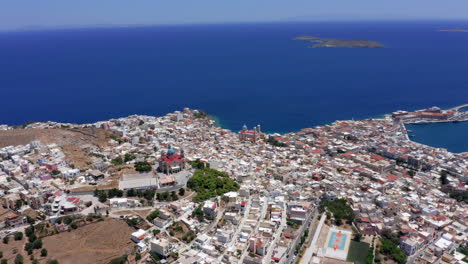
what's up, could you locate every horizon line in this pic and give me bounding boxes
[1,18,468,33]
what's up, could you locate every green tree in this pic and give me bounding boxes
[111,157,123,166]
[24,243,33,252]
[48,260,59,264]
[143,189,155,201]
[108,188,124,198]
[126,189,136,197]
[178,188,185,196]
[41,249,48,257]
[26,216,35,225]
[2,237,8,244]
[124,153,136,162]
[25,226,35,237]
[146,210,160,222]
[14,232,23,241]
[171,191,178,201]
[175,225,184,233]
[63,216,73,225]
[161,192,169,201]
[1,259,6,264]
[32,239,43,249]
[109,254,127,264]
[353,233,362,242]
[440,171,450,185]
[14,254,23,264]
[28,233,37,243]
[15,200,23,209]
[98,191,108,203]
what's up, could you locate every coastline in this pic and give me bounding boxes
[395,104,468,153]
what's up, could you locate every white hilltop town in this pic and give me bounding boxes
[0,106,466,264]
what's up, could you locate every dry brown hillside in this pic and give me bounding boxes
[0,128,118,168]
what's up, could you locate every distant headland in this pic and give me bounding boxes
[437,28,468,32]
[294,35,384,48]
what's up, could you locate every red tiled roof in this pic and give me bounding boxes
[371,154,384,161]
[386,174,399,182]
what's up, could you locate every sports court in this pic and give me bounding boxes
[323,228,352,260]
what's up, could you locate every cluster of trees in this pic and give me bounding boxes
[111,157,123,166]
[86,213,104,222]
[94,189,109,203]
[156,191,178,202]
[134,161,152,172]
[189,159,206,170]
[126,188,155,201]
[300,228,309,245]
[95,188,159,203]
[126,217,142,227]
[23,225,44,256]
[187,167,240,202]
[366,246,375,264]
[448,190,468,203]
[124,153,135,162]
[380,238,407,264]
[380,229,407,264]
[440,170,450,185]
[108,188,124,198]
[294,228,309,255]
[182,230,196,242]
[14,254,23,264]
[286,220,300,229]
[109,254,127,264]
[193,110,208,119]
[191,205,205,221]
[266,138,287,147]
[441,184,468,204]
[319,199,355,225]
[14,232,23,241]
[353,233,362,242]
[146,210,160,222]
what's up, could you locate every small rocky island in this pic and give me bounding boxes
[294,35,384,48]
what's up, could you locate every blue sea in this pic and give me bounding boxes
[1,21,467,150]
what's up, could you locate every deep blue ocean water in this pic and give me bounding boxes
[1,21,467,150]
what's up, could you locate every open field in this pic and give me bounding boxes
[346,240,370,264]
[0,127,117,168]
[112,209,153,219]
[0,238,29,264]
[36,219,135,264]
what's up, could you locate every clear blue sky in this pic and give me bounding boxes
[1,0,468,30]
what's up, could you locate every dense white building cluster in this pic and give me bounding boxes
[0,108,466,264]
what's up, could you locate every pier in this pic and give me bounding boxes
[449,103,468,111]
[395,103,468,125]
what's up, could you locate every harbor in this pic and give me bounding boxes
[394,104,468,153]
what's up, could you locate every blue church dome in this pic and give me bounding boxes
[168,149,175,154]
